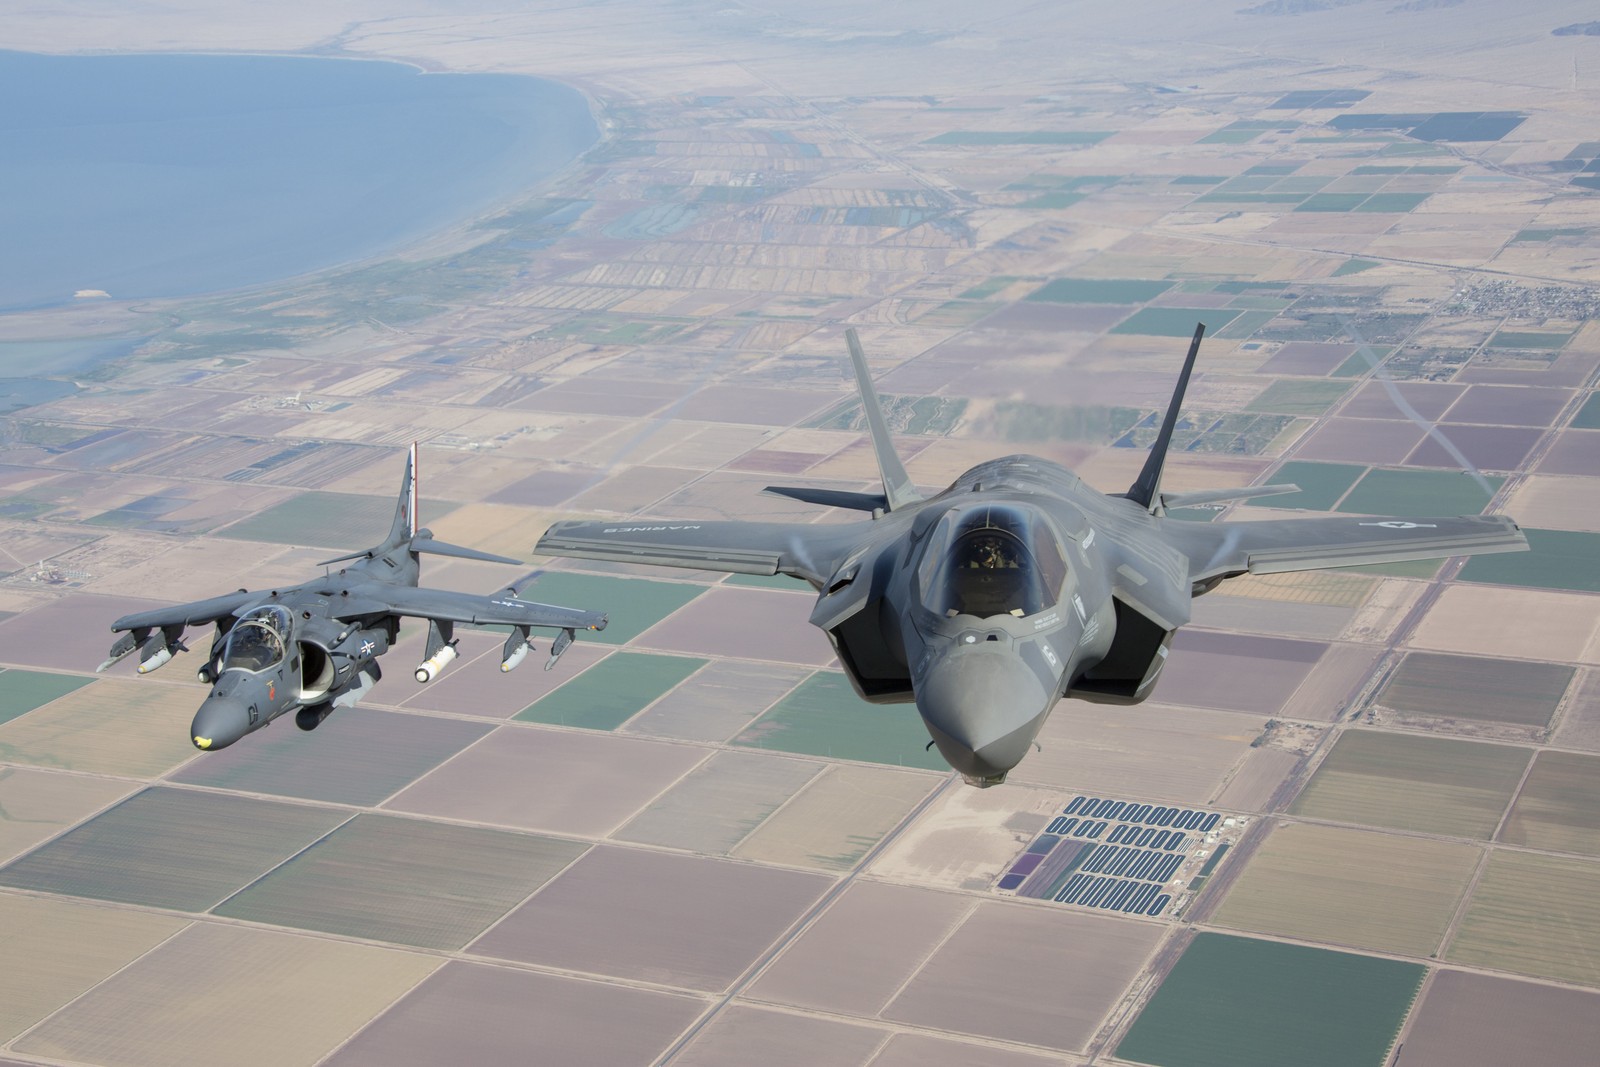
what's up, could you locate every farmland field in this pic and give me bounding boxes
[1498,750,1600,856]
[1290,730,1529,838]
[1210,821,1480,956]
[733,671,947,770]
[1448,850,1600,986]
[1372,652,1572,726]
[1115,932,1423,1067]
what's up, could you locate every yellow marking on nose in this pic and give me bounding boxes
[193,736,212,749]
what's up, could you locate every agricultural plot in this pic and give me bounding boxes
[1244,380,1350,416]
[870,1033,1065,1067]
[14,923,438,1067]
[0,668,92,725]
[0,766,133,864]
[0,787,347,911]
[1398,970,1600,1067]
[215,491,456,549]
[1025,278,1172,303]
[883,901,1163,1053]
[469,845,831,992]
[1253,460,1367,511]
[323,962,703,1067]
[1336,468,1503,516]
[383,727,707,838]
[0,894,188,1043]
[1211,822,1480,957]
[1458,528,1600,592]
[1448,850,1600,986]
[1372,652,1572,727]
[1110,308,1241,337]
[517,571,707,646]
[0,677,200,778]
[612,749,821,854]
[214,814,587,950]
[674,1005,887,1067]
[731,762,936,871]
[517,651,707,731]
[624,660,810,742]
[733,671,947,770]
[1115,933,1424,1067]
[169,707,492,806]
[1498,750,1600,856]
[747,881,971,1015]
[1290,730,1529,838]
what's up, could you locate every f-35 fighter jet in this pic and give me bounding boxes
[537,326,1527,786]
[99,444,606,751]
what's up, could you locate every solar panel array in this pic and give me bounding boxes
[997,794,1229,919]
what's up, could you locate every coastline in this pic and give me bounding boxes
[0,49,606,319]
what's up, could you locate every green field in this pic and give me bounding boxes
[1570,391,1600,429]
[1336,469,1503,516]
[1291,729,1530,838]
[1448,851,1600,986]
[0,670,93,726]
[1254,461,1366,511]
[732,672,946,770]
[1375,652,1571,726]
[1488,329,1571,350]
[516,571,706,645]
[215,814,585,950]
[1110,308,1242,337]
[1116,933,1423,1067]
[517,652,706,731]
[1356,193,1430,212]
[1499,751,1600,856]
[0,787,346,912]
[216,492,456,550]
[1024,278,1172,304]
[958,275,1021,300]
[1245,380,1351,416]
[1458,529,1600,592]
[1333,259,1381,277]
[1295,193,1369,212]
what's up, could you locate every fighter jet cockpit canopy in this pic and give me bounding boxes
[220,604,292,673]
[916,504,1069,621]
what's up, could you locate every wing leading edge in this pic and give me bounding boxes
[1179,513,1527,583]
[374,586,607,631]
[536,518,862,585]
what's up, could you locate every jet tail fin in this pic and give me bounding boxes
[386,441,420,546]
[845,328,921,512]
[1127,323,1205,514]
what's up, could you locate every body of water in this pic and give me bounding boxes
[0,50,598,311]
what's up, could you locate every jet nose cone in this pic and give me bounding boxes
[916,646,1053,784]
[190,695,253,751]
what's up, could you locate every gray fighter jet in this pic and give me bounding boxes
[99,444,606,751]
[537,326,1527,786]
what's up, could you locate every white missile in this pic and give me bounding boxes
[137,646,174,674]
[500,641,530,673]
[414,643,458,683]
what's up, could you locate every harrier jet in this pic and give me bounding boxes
[99,444,606,751]
[536,326,1527,786]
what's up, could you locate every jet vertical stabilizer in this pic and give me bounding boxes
[1127,323,1205,514]
[845,328,922,513]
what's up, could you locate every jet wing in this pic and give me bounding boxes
[372,586,608,632]
[111,590,262,633]
[1180,514,1528,583]
[536,518,863,585]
